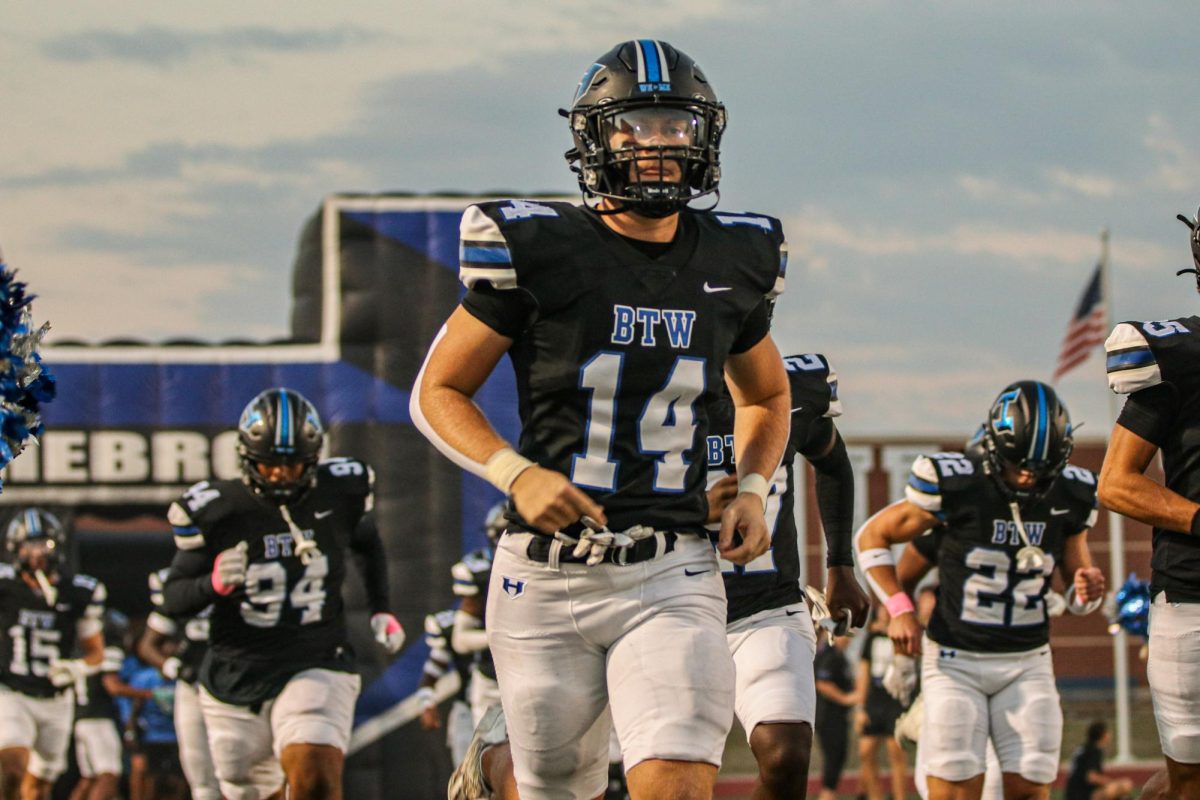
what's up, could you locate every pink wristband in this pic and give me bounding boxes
[885,592,914,617]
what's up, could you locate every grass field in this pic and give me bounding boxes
[714,687,1162,799]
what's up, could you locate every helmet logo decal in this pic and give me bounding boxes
[1029,382,1048,462]
[993,389,1019,433]
[573,62,605,103]
[635,39,671,92]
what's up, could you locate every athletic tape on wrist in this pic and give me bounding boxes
[737,473,770,508]
[484,448,535,494]
[885,592,915,617]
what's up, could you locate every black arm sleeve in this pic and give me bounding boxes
[162,549,216,618]
[804,425,856,568]
[1116,383,1179,448]
[461,283,538,339]
[350,516,390,615]
[730,297,770,354]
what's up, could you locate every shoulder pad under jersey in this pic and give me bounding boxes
[704,210,787,298]
[451,547,493,597]
[458,200,581,291]
[317,457,375,511]
[1055,464,1100,530]
[782,353,842,419]
[906,452,979,514]
[168,479,240,550]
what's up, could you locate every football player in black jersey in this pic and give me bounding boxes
[449,504,503,729]
[69,610,132,800]
[1098,208,1200,800]
[0,508,106,800]
[417,607,479,766]
[138,569,220,800]
[705,353,869,799]
[161,388,405,800]
[412,39,791,800]
[855,381,1105,800]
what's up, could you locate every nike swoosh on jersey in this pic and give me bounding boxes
[684,568,711,576]
[1050,507,1070,515]
[314,510,334,519]
[785,608,805,616]
[702,282,732,293]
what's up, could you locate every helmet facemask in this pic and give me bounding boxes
[979,382,1074,505]
[5,508,66,577]
[237,388,324,506]
[1175,207,1200,294]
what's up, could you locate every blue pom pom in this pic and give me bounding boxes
[0,264,54,491]
[1108,573,1151,640]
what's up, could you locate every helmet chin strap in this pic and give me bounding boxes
[34,569,57,607]
[278,504,321,566]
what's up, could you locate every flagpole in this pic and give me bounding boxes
[1100,227,1134,763]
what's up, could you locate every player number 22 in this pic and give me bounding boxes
[572,353,705,492]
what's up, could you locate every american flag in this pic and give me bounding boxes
[1053,263,1107,381]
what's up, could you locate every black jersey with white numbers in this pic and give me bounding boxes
[905,451,1097,652]
[423,608,474,702]
[459,201,786,535]
[0,566,106,698]
[167,458,372,704]
[1106,316,1200,602]
[450,546,496,680]
[75,644,123,720]
[707,353,841,623]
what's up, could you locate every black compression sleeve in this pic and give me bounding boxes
[161,549,216,618]
[807,429,856,567]
[1116,383,1178,449]
[350,516,391,614]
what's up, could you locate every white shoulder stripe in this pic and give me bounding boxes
[460,205,506,243]
[460,265,518,291]
[175,532,206,551]
[1105,323,1163,394]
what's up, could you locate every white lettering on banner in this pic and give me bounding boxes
[2,431,245,499]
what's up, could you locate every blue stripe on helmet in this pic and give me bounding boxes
[26,509,40,536]
[1033,383,1049,461]
[279,392,292,449]
[639,39,661,82]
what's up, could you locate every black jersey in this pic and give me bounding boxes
[459,200,785,535]
[147,606,211,685]
[423,608,474,702]
[0,565,106,698]
[707,353,841,623]
[905,451,1097,652]
[75,644,123,720]
[167,457,372,704]
[450,546,496,680]
[1106,316,1200,602]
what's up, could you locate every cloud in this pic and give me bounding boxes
[1144,113,1200,193]
[1045,167,1118,198]
[40,25,390,67]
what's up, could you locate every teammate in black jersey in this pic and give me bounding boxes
[161,388,405,800]
[449,505,502,729]
[705,353,868,799]
[70,610,132,800]
[139,569,220,800]
[413,39,791,800]
[1098,208,1200,800]
[0,508,106,800]
[417,607,478,766]
[855,381,1105,800]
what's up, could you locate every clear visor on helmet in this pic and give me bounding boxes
[602,107,706,151]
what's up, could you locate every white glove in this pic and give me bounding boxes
[804,585,852,643]
[48,658,95,689]
[161,656,181,681]
[554,517,654,566]
[893,693,924,746]
[370,613,406,654]
[1065,585,1103,616]
[211,541,248,596]
[1044,590,1067,618]
[882,654,917,705]
[415,686,437,712]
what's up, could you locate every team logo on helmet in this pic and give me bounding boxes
[980,380,1074,503]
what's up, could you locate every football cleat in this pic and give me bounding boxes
[448,704,507,800]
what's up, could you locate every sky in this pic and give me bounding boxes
[3,2,1197,437]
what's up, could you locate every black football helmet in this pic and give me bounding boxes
[980,381,1074,502]
[5,508,66,573]
[1175,207,1200,294]
[237,388,324,504]
[565,40,726,218]
[483,502,507,545]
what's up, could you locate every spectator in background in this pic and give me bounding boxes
[856,606,908,800]
[814,634,858,800]
[1065,721,1134,800]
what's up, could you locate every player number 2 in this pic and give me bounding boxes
[961,547,1054,627]
[571,353,705,492]
[240,555,329,628]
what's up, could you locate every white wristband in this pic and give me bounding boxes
[737,473,770,508]
[484,448,535,494]
[1065,585,1103,616]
